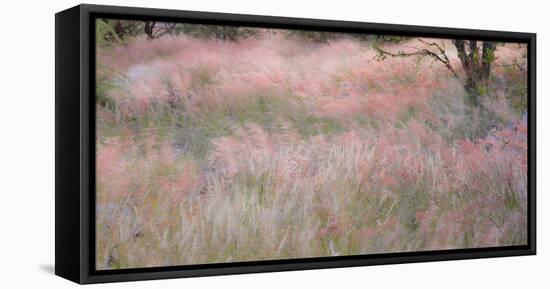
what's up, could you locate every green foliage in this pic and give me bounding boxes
[175,111,233,160]
[483,48,496,64]
[475,84,488,97]
[376,35,407,43]
[190,66,217,88]
[286,30,340,43]
[504,187,521,211]
[472,49,479,64]
[370,35,410,50]
[502,65,528,115]
[96,76,117,111]
[290,113,345,137]
[510,94,528,115]
[398,106,418,124]
[175,24,257,41]
[96,19,122,45]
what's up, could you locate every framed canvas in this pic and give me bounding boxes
[55,4,536,284]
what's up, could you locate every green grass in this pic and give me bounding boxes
[171,92,347,159]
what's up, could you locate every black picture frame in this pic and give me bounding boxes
[55,4,536,284]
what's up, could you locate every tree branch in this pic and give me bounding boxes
[375,41,461,80]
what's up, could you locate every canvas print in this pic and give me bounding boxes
[95,18,528,270]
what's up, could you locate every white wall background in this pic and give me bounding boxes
[0,0,546,287]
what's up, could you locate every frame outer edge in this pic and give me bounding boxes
[80,4,92,284]
[55,4,83,284]
[64,4,537,284]
[529,33,536,254]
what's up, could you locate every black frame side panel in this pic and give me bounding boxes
[55,5,82,284]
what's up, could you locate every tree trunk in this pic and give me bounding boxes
[144,21,156,40]
[451,40,495,107]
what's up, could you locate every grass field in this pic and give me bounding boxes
[95,23,528,269]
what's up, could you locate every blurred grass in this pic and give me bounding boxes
[95,35,528,269]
